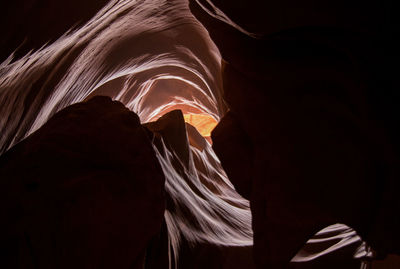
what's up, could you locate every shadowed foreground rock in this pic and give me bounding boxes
[0,96,165,269]
[211,111,254,200]
[191,0,400,268]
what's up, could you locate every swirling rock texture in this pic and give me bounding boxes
[1,0,400,268]
[145,109,255,269]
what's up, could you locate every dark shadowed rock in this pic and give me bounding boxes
[0,0,109,62]
[222,41,399,268]
[191,1,400,268]
[0,96,165,269]
[145,110,190,169]
[211,111,253,199]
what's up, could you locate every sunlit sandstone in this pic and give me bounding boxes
[183,113,218,137]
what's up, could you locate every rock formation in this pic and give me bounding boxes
[1,0,400,268]
[191,0,400,268]
[0,96,165,268]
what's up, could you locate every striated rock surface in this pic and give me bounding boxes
[145,109,255,269]
[0,96,165,269]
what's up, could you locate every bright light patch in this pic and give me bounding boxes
[184,114,218,137]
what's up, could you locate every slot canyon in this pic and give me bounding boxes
[0,0,399,268]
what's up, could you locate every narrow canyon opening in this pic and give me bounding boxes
[0,0,399,268]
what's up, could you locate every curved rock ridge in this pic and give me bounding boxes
[0,0,225,155]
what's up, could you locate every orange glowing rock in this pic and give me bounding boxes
[183,114,218,137]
